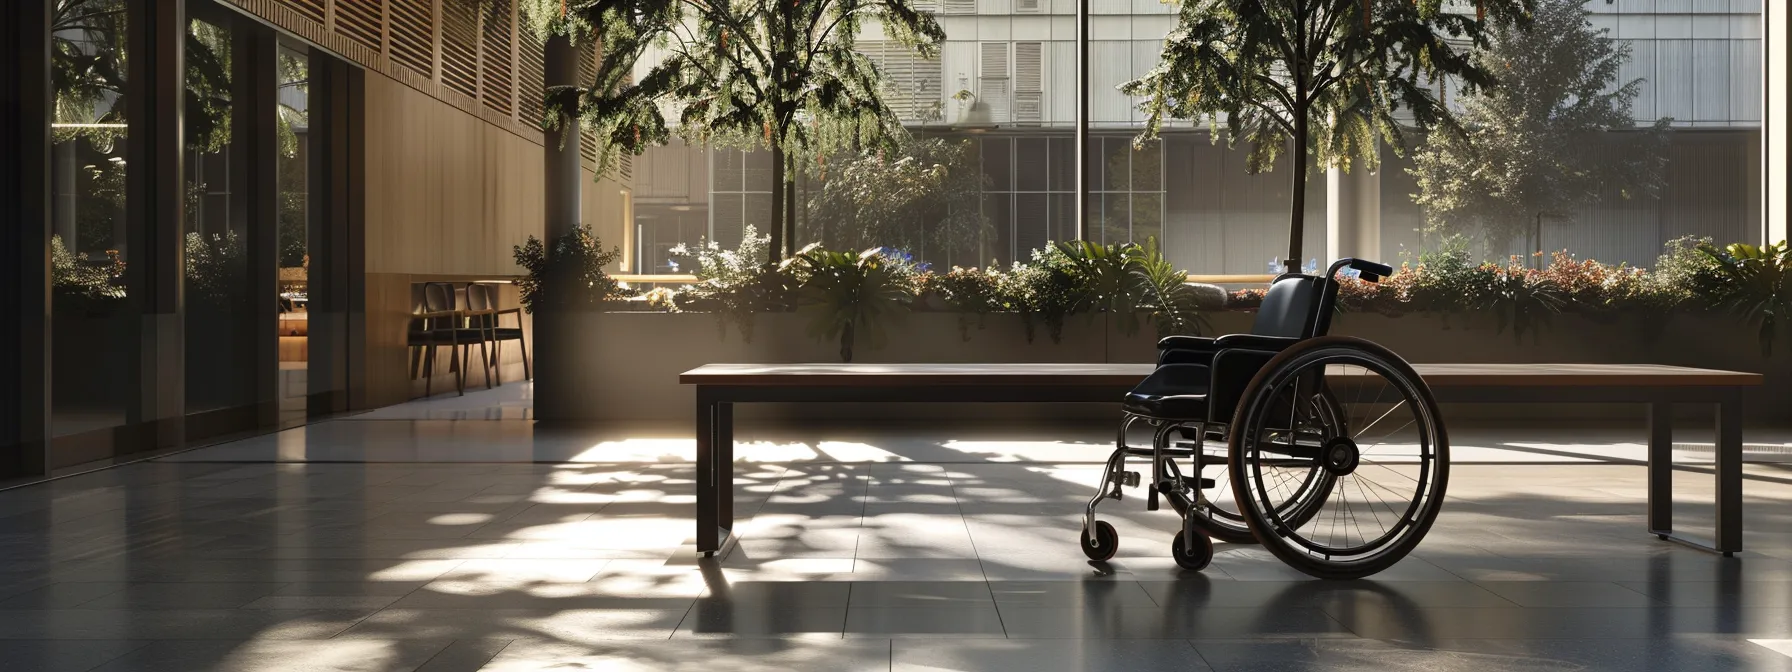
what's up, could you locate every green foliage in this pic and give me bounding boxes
[1411,0,1669,248]
[1123,0,1533,263]
[184,230,246,313]
[802,138,989,255]
[999,245,1083,345]
[558,0,945,180]
[922,266,1005,341]
[1648,236,1727,307]
[511,226,625,314]
[1697,241,1792,356]
[669,226,795,341]
[50,235,125,313]
[559,0,946,260]
[784,245,919,362]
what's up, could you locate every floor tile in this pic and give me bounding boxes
[846,581,994,608]
[0,640,145,672]
[842,606,1007,638]
[477,638,891,671]
[86,639,454,672]
[996,606,1353,639]
[1473,581,1664,608]
[336,608,688,642]
[677,604,847,639]
[893,638,1211,671]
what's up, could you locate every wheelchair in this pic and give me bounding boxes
[1080,258,1449,580]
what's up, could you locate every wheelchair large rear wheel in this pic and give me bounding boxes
[1228,336,1448,580]
[1187,389,1342,544]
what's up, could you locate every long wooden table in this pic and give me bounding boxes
[680,362,1762,557]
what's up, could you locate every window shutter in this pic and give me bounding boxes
[1014,42,1041,124]
[388,0,435,78]
[867,42,942,121]
[1015,0,1042,13]
[979,42,1010,123]
[942,0,976,14]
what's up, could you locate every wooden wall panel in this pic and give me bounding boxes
[362,71,545,276]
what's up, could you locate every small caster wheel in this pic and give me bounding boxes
[1081,521,1118,561]
[1171,530,1212,571]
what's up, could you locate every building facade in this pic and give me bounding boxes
[630,0,1767,273]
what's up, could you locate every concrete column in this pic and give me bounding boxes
[543,34,583,240]
[1767,0,1787,245]
[535,33,587,422]
[1326,160,1382,264]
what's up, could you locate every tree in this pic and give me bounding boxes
[1410,0,1668,254]
[552,0,946,264]
[1123,0,1533,271]
[801,138,987,257]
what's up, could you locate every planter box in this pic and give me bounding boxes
[536,308,1791,425]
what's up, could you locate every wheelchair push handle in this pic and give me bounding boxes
[1325,258,1395,283]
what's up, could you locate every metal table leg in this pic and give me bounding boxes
[1652,395,1744,557]
[695,388,730,555]
[1647,402,1673,539]
[1716,392,1743,556]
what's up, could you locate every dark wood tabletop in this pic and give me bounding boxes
[680,362,1762,388]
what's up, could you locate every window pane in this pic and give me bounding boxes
[50,0,131,437]
[981,137,1012,192]
[1015,138,1047,191]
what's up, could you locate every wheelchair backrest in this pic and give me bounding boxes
[1251,274,1337,339]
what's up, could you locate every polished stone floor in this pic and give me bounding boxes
[3,384,1792,671]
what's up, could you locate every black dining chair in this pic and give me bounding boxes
[407,282,487,397]
[467,283,531,384]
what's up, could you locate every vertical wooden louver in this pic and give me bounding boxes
[578,40,599,167]
[441,0,482,100]
[517,22,546,126]
[480,0,515,116]
[387,0,435,78]
[332,0,384,52]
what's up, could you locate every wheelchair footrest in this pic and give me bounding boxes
[1109,471,1141,488]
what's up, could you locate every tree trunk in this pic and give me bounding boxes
[784,175,797,257]
[1285,114,1309,273]
[769,144,785,265]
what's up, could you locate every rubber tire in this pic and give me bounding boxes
[1192,388,1343,545]
[1228,336,1449,581]
[1081,520,1119,562]
[1171,531,1213,571]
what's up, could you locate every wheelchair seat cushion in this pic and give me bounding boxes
[1122,363,1210,420]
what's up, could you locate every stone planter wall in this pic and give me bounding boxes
[537,308,1791,426]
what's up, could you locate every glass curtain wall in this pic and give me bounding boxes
[49,0,133,438]
[184,7,254,416]
[276,42,310,423]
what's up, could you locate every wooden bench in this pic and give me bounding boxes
[681,362,1761,557]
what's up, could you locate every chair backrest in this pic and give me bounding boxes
[423,282,457,314]
[467,283,495,312]
[1249,274,1338,339]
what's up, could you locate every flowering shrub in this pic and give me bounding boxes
[617,235,1789,356]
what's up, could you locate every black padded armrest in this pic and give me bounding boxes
[1213,334,1300,352]
[1157,335,1216,352]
